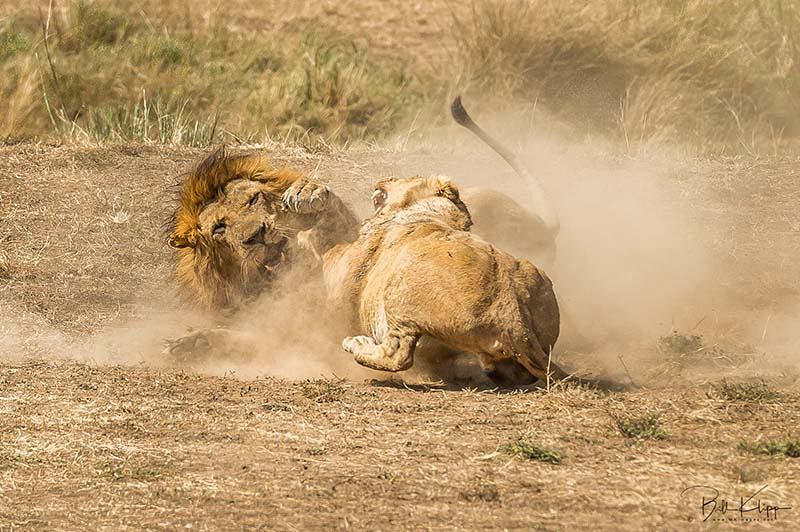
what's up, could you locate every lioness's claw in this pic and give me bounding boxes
[342,335,376,354]
[283,180,330,214]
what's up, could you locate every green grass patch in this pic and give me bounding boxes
[615,413,666,440]
[501,436,563,463]
[0,27,31,60]
[737,439,800,458]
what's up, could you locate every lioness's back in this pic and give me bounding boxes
[364,221,557,344]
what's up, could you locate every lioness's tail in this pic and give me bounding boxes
[451,96,560,236]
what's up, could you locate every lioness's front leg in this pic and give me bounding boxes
[280,178,359,258]
[342,332,419,372]
[282,178,331,214]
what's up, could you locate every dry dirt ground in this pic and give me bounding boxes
[1,142,800,530]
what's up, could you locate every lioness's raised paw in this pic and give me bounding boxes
[282,179,330,214]
[342,335,377,354]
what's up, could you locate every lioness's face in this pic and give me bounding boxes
[196,179,289,282]
[371,176,472,229]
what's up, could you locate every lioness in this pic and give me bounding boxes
[322,175,569,385]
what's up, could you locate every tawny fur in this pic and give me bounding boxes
[323,176,568,385]
[168,146,358,310]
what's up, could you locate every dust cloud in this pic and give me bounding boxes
[410,124,800,380]
[71,275,376,381]
[2,123,796,385]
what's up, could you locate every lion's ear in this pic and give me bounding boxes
[196,145,228,176]
[168,231,197,249]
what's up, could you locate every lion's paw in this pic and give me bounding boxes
[342,335,376,354]
[282,179,330,214]
[162,327,234,363]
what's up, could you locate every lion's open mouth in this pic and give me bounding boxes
[258,237,289,272]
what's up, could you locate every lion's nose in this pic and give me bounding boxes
[242,222,267,246]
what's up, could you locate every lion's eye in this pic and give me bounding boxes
[248,194,259,207]
[212,222,227,237]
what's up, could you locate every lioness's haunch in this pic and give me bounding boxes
[168,146,359,310]
[322,175,568,386]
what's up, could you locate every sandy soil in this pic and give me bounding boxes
[1,141,800,530]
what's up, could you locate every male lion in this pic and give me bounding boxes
[167,146,359,311]
[322,175,569,386]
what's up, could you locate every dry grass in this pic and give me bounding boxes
[1,2,800,527]
[1,359,799,530]
[449,0,800,153]
[1,0,421,145]
[3,1,800,152]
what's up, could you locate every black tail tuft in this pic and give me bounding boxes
[450,95,473,127]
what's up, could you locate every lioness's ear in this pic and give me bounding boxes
[436,179,472,229]
[168,231,197,249]
[436,180,461,202]
[371,187,387,210]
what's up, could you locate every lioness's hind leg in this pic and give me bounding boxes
[343,331,419,372]
[486,359,538,387]
[513,336,570,383]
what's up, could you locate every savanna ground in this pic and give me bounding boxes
[2,1,800,530]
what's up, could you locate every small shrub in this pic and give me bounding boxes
[262,402,291,412]
[306,446,327,456]
[60,0,134,51]
[460,484,501,503]
[615,413,666,440]
[657,332,703,355]
[737,440,800,458]
[101,462,163,481]
[501,436,563,464]
[298,378,345,403]
[0,28,31,60]
[713,380,780,402]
